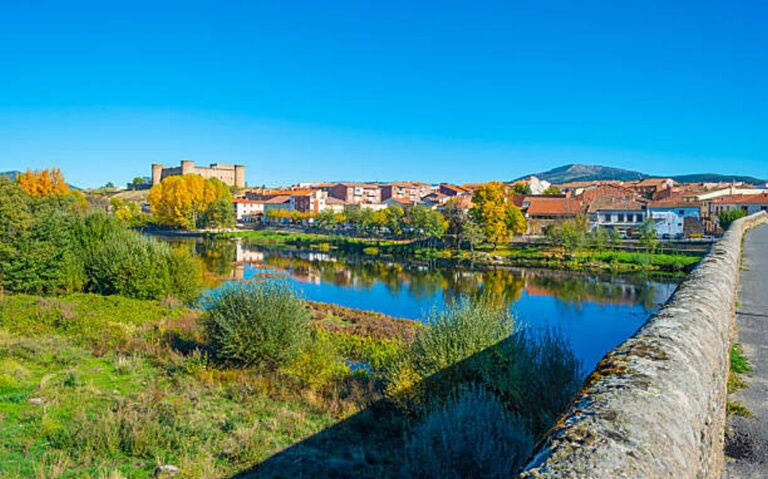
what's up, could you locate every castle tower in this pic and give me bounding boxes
[181,160,195,176]
[234,165,246,188]
[151,163,164,186]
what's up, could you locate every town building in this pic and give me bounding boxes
[151,160,245,188]
[381,181,433,202]
[587,197,647,236]
[625,178,675,197]
[711,193,768,222]
[328,183,386,204]
[233,199,265,223]
[648,200,703,239]
[523,197,584,235]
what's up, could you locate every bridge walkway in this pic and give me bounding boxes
[727,224,768,477]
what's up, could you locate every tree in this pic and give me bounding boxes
[148,175,233,229]
[542,186,562,195]
[588,226,610,250]
[717,209,748,232]
[461,219,486,254]
[378,205,405,236]
[104,182,115,189]
[511,182,532,195]
[442,200,467,248]
[639,219,659,254]
[470,182,527,249]
[16,168,69,197]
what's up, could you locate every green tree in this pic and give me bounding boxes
[542,186,562,195]
[717,209,748,232]
[639,219,659,254]
[379,205,406,236]
[461,219,486,253]
[511,182,532,195]
[442,200,467,248]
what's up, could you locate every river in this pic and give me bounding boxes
[159,236,679,370]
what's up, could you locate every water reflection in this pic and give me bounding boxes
[161,236,679,369]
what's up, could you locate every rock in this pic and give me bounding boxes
[28,397,45,405]
[153,465,180,477]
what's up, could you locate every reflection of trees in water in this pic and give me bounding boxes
[196,238,237,277]
[187,240,672,311]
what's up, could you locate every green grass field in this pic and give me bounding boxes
[0,293,415,478]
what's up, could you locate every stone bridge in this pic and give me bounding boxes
[520,211,768,479]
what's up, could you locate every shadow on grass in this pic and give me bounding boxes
[230,331,580,479]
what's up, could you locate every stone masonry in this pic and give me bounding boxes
[520,211,768,479]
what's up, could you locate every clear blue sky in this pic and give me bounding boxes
[0,0,766,188]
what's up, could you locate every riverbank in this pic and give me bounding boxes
[0,293,416,478]
[216,229,701,274]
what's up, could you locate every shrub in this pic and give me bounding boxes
[284,331,347,389]
[201,282,310,369]
[718,209,748,232]
[401,385,534,478]
[407,298,514,377]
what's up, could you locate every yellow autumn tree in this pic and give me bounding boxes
[148,174,233,229]
[16,168,69,197]
[470,181,527,249]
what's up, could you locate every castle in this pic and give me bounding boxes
[151,161,245,188]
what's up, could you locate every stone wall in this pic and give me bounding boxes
[521,211,768,479]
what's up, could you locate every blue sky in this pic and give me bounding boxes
[0,0,766,188]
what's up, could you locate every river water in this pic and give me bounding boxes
[161,236,679,370]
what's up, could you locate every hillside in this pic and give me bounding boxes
[518,164,647,184]
[518,164,764,185]
[0,170,20,181]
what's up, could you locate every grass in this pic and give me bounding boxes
[730,343,753,375]
[0,293,400,478]
[727,401,753,418]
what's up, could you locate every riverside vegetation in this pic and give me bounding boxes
[0,174,585,478]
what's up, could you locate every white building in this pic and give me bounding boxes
[648,201,702,239]
[233,199,265,223]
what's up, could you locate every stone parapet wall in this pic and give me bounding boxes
[521,211,768,478]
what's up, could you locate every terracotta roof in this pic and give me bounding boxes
[233,199,264,204]
[636,178,673,187]
[712,193,768,205]
[263,195,291,204]
[526,198,583,216]
[554,180,622,189]
[440,183,470,194]
[587,197,646,213]
[577,184,638,203]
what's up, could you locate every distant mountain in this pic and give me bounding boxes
[518,164,764,186]
[0,170,21,181]
[670,173,764,185]
[517,164,647,184]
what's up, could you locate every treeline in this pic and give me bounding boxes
[546,215,660,253]
[0,175,202,300]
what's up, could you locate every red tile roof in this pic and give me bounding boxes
[712,193,768,205]
[526,198,583,216]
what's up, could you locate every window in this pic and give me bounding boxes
[603,214,611,223]
[617,214,625,222]
[678,210,684,215]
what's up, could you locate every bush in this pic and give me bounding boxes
[407,298,514,377]
[401,385,534,478]
[284,331,347,389]
[201,282,310,369]
[86,231,202,301]
[385,298,514,412]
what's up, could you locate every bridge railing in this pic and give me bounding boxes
[520,211,767,479]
